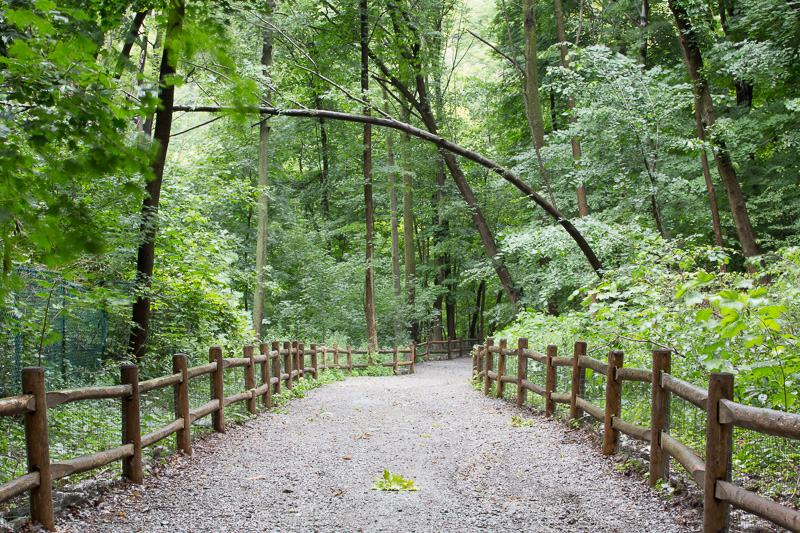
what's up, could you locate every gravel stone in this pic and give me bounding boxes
[55,358,701,532]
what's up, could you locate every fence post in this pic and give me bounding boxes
[283,341,292,390]
[570,341,587,421]
[458,338,463,358]
[426,339,431,361]
[311,343,318,379]
[410,344,415,374]
[244,345,257,415]
[22,367,54,530]
[347,345,353,372]
[472,344,478,377]
[393,345,399,375]
[121,364,143,484]
[649,349,672,487]
[173,354,191,454]
[259,343,272,408]
[447,339,452,360]
[210,346,225,433]
[603,350,623,455]
[320,344,326,372]
[296,342,304,379]
[496,339,507,398]
[516,338,528,408]
[271,341,281,397]
[545,345,557,417]
[484,338,494,396]
[333,344,339,368]
[704,372,734,533]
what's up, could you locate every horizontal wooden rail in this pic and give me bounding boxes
[0,473,39,503]
[189,400,220,423]
[575,397,605,422]
[611,417,650,442]
[223,390,252,407]
[51,444,134,481]
[551,392,571,404]
[720,399,800,440]
[139,372,182,393]
[716,480,800,531]
[223,357,250,369]
[551,357,572,368]
[142,419,185,448]
[0,394,35,416]
[660,432,705,486]
[578,355,607,376]
[521,348,546,364]
[46,384,132,408]
[661,373,707,410]
[187,362,217,379]
[616,367,652,383]
[520,379,545,396]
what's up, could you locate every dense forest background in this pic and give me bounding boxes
[1,0,799,412]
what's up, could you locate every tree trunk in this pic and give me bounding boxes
[252,1,275,340]
[668,0,761,267]
[554,0,588,216]
[400,106,418,341]
[695,103,725,250]
[361,0,378,351]
[129,0,185,362]
[523,0,557,209]
[469,279,486,339]
[384,90,403,333]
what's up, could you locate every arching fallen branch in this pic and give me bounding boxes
[172,104,604,276]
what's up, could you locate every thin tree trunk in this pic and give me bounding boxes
[446,260,457,340]
[115,9,149,77]
[554,0,588,216]
[129,0,185,361]
[469,279,485,339]
[695,105,725,250]
[400,106,418,341]
[522,0,557,209]
[362,0,378,351]
[252,2,275,340]
[384,90,403,333]
[668,0,761,268]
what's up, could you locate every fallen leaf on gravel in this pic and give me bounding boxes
[342,456,352,460]
[247,475,266,480]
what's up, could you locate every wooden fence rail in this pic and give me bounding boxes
[0,342,415,530]
[412,337,482,361]
[474,338,800,533]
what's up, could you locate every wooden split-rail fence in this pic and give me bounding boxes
[474,338,800,533]
[0,340,431,530]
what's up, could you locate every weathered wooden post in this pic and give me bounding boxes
[173,354,191,454]
[347,345,353,372]
[704,372,734,533]
[545,345,557,417]
[649,349,672,487]
[283,341,292,390]
[311,344,318,379]
[22,367,54,530]
[516,338,528,408]
[259,343,272,407]
[458,338,463,357]
[426,339,431,361]
[271,341,282,397]
[410,344,415,374]
[244,345,257,415]
[333,344,339,368]
[210,346,225,433]
[603,350,623,455]
[393,345,399,375]
[496,339,507,399]
[570,341,587,421]
[296,342,304,379]
[484,338,494,396]
[447,339,452,360]
[121,364,143,484]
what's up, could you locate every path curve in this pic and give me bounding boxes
[58,358,696,532]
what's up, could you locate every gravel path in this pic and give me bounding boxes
[56,358,699,532]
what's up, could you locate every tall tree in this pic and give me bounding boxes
[384,89,403,334]
[129,0,186,361]
[252,0,276,340]
[362,0,378,351]
[668,0,761,267]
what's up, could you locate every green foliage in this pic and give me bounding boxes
[509,414,534,427]
[370,469,419,491]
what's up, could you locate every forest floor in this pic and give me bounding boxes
[51,357,704,532]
